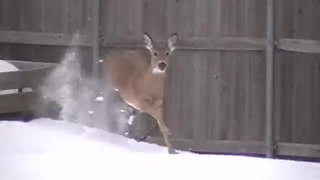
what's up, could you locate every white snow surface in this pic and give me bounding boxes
[0,60,19,72]
[0,118,319,180]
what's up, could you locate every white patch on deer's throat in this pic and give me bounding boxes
[152,67,165,74]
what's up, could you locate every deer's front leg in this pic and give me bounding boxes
[139,97,177,154]
[153,107,177,154]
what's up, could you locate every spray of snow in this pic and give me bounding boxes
[39,33,129,134]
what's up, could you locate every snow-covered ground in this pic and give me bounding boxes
[0,118,319,180]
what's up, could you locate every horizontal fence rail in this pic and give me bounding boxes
[145,137,266,154]
[104,37,320,54]
[277,143,320,158]
[2,31,320,54]
[104,37,266,51]
[277,38,320,53]
[146,137,320,158]
[0,31,93,47]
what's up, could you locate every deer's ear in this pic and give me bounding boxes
[143,32,153,50]
[168,33,178,52]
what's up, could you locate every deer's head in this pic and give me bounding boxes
[143,33,178,73]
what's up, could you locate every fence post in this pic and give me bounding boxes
[266,0,275,158]
[92,0,101,79]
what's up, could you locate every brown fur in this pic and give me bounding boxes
[103,33,178,154]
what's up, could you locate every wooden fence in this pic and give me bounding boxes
[0,60,56,115]
[0,0,100,76]
[1,0,320,159]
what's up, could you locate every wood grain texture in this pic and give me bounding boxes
[0,92,38,113]
[278,143,320,158]
[275,0,320,40]
[103,37,265,51]
[0,0,94,76]
[101,0,268,149]
[0,31,92,46]
[274,0,320,147]
[0,0,9,31]
[145,137,266,154]
[277,38,320,53]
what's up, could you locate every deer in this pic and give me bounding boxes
[103,33,178,154]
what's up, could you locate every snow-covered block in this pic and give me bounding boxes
[0,60,33,95]
[0,60,19,95]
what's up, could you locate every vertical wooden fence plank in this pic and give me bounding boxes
[92,0,100,78]
[266,0,275,158]
[0,0,9,30]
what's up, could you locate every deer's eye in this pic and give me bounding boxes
[153,52,158,56]
[166,52,170,56]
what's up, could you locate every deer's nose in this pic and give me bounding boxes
[158,61,167,71]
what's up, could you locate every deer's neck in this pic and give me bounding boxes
[146,66,166,78]
[138,66,167,86]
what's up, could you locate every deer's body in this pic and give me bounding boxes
[104,33,178,154]
[106,51,164,110]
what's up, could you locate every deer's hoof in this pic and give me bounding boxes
[168,148,178,154]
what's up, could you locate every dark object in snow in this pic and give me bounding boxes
[0,111,34,122]
[126,112,159,141]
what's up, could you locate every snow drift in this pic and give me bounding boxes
[0,118,319,180]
